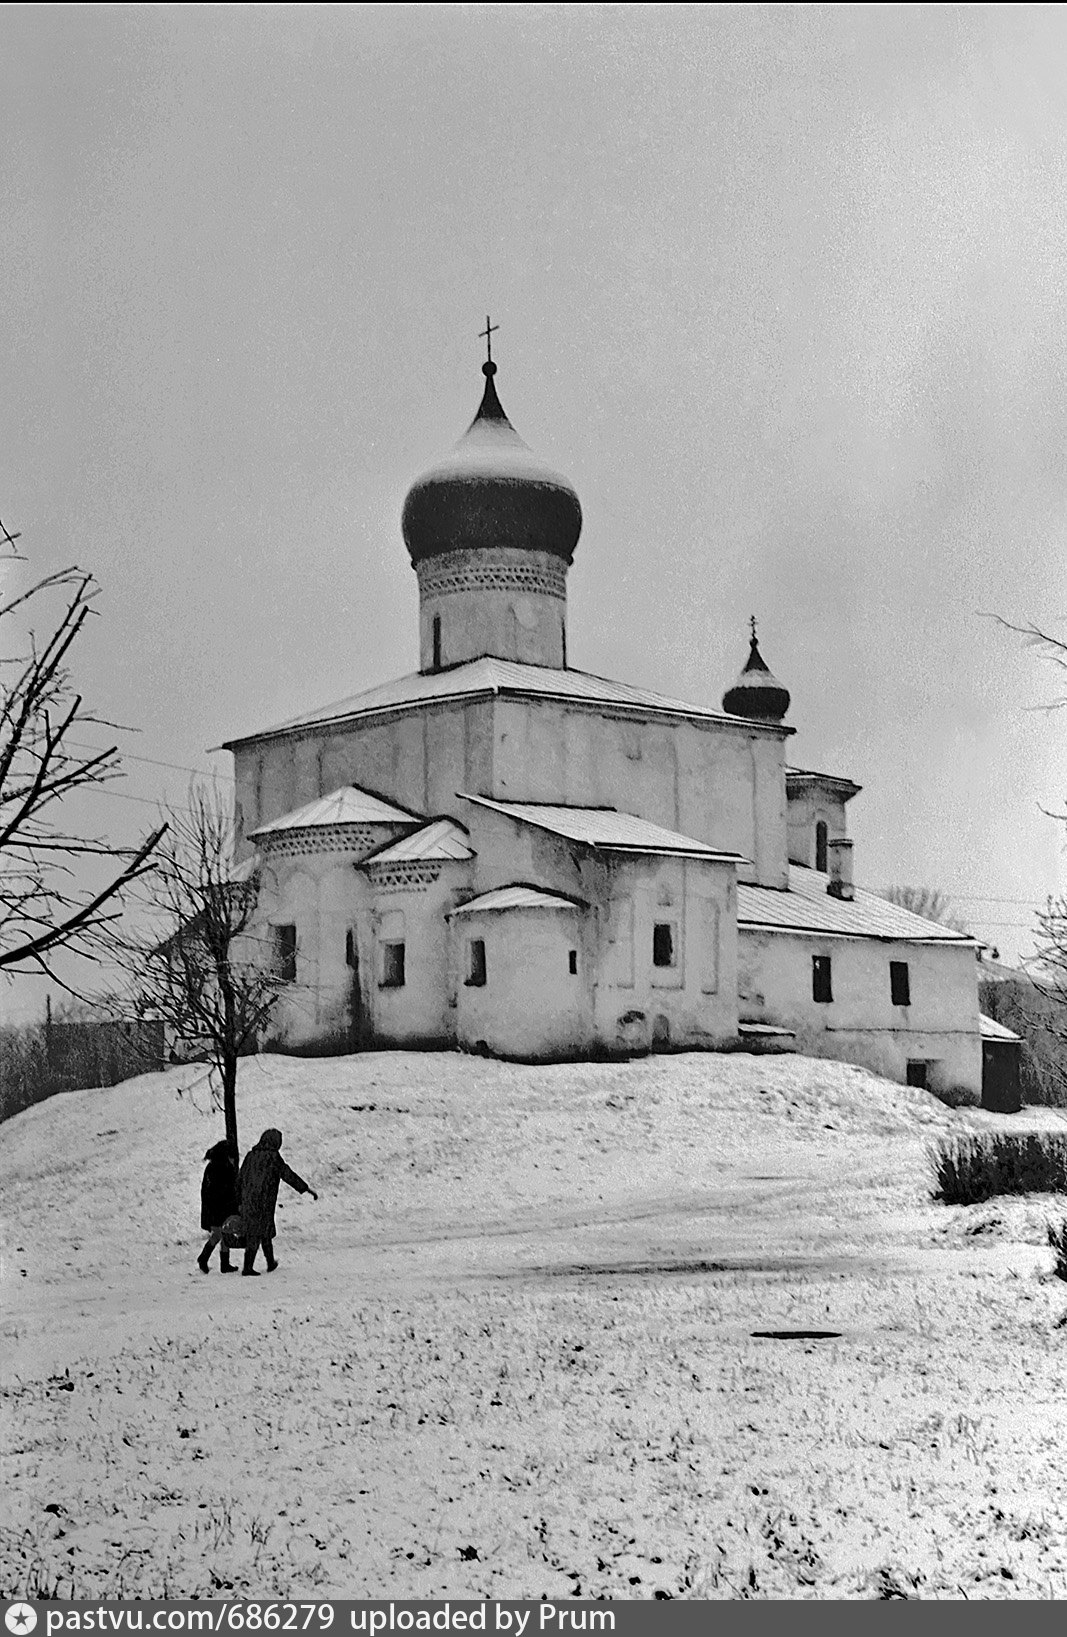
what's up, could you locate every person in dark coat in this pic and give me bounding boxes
[197,1139,239,1274]
[237,1128,317,1276]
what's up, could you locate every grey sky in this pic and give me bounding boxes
[2,2,1064,1020]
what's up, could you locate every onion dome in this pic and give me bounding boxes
[722,620,791,722]
[402,361,582,565]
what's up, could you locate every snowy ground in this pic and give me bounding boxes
[3,1049,1067,1601]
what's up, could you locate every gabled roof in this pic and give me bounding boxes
[222,656,793,747]
[448,885,584,916]
[460,794,748,861]
[979,1013,1022,1043]
[362,818,475,865]
[248,785,419,839]
[737,866,977,944]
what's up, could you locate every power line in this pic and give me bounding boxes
[65,739,233,782]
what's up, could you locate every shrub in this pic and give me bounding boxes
[931,1133,1067,1205]
[1048,1222,1067,1281]
[929,1083,981,1110]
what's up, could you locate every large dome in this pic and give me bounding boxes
[402,363,582,566]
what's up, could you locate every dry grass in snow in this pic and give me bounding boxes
[3,1049,1067,1600]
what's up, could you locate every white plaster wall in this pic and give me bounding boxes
[738,929,981,1094]
[489,700,789,888]
[453,906,591,1059]
[786,789,848,869]
[363,866,472,1047]
[419,583,565,670]
[231,698,497,853]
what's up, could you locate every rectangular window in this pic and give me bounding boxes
[652,922,676,968]
[812,954,833,1004]
[466,938,487,987]
[568,949,578,976]
[906,1060,928,1089]
[345,929,358,970]
[272,924,297,984]
[380,941,405,988]
[890,960,911,1007]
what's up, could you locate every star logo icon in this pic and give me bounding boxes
[5,1608,37,1635]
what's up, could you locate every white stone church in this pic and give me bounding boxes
[225,352,990,1098]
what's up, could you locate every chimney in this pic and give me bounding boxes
[827,838,854,901]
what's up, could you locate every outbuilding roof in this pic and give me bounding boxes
[223,656,793,747]
[248,785,418,838]
[362,818,475,865]
[738,867,978,944]
[459,794,748,861]
[979,1013,1023,1043]
[785,767,862,801]
[448,885,584,916]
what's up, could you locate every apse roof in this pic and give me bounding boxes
[248,785,418,838]
[460,795,748,861]
[223,656,793,747]
[785,767,862,800]
[448,885,584,916]
[737,867,977,943]
[362,818,474,865]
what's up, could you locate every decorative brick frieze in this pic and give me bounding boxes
[364,862,443,891]
[417,548,566,601]
[262,823,400,859]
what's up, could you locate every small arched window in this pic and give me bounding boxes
[432,615,442,672]
[815,820,828,874]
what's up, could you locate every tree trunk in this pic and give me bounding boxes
[221,1051,239,1159]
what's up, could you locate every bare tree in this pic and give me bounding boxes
[879,885,970,934]
[120,783,285,1155]
[0,524,163,982]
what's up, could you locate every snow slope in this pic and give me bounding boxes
[3,1050,1067,1600]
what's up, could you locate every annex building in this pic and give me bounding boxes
[224,350,995,1100]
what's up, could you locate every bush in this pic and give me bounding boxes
[1048,1221,1067,1282]
[931,1133,1067,1205]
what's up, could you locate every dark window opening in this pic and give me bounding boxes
[466,938,487,987]
[380,941,405,988]
[652,922,676,968]
[272,924,297,984]
[568,949,578,976]
[890,960,911,1007]
[561,620,567,669]
[432,615,442,672]
[812,954,833,1004]
[906,1060,928,1089]
[345,929,358,970]
[815,820,828,874]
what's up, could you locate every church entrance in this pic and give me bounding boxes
[345,931,367,1050]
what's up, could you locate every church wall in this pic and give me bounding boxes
[786,788,848,869]
[452,907,592,1060]
[488,699,789,888]
[457,801,738,1056]
[361,863,473,1048]
[738,929,981,1095]
[230,698,497,853]
[416,548,567,670]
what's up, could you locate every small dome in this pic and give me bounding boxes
[402,363,582,566]
[722,624,791,722]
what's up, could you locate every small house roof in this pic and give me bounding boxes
[362,817,475,865]
[738,866,978,944]
[248,785,418,839]
[448,885,584,916]
[979,1013,1023,1043]
[459,794,749,861]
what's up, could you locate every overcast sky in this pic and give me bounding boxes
[2,2,1065,1022]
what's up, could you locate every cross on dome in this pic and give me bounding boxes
[479,315,499,373]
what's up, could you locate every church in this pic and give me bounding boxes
[224,344,988,1099]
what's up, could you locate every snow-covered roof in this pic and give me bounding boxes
[738,867,978,944]
[785,767,862,801]
[248,785,418,838]
[979,1013,1022,1043]
[223,657,793,746]
[449,885,584,916]
[362,818,474,865]
[460,794,749,861]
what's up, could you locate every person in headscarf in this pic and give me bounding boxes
[196,1139,239,1274]
[236,1128,318,1276]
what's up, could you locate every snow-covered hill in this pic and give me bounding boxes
[3,1050,1067,1599]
